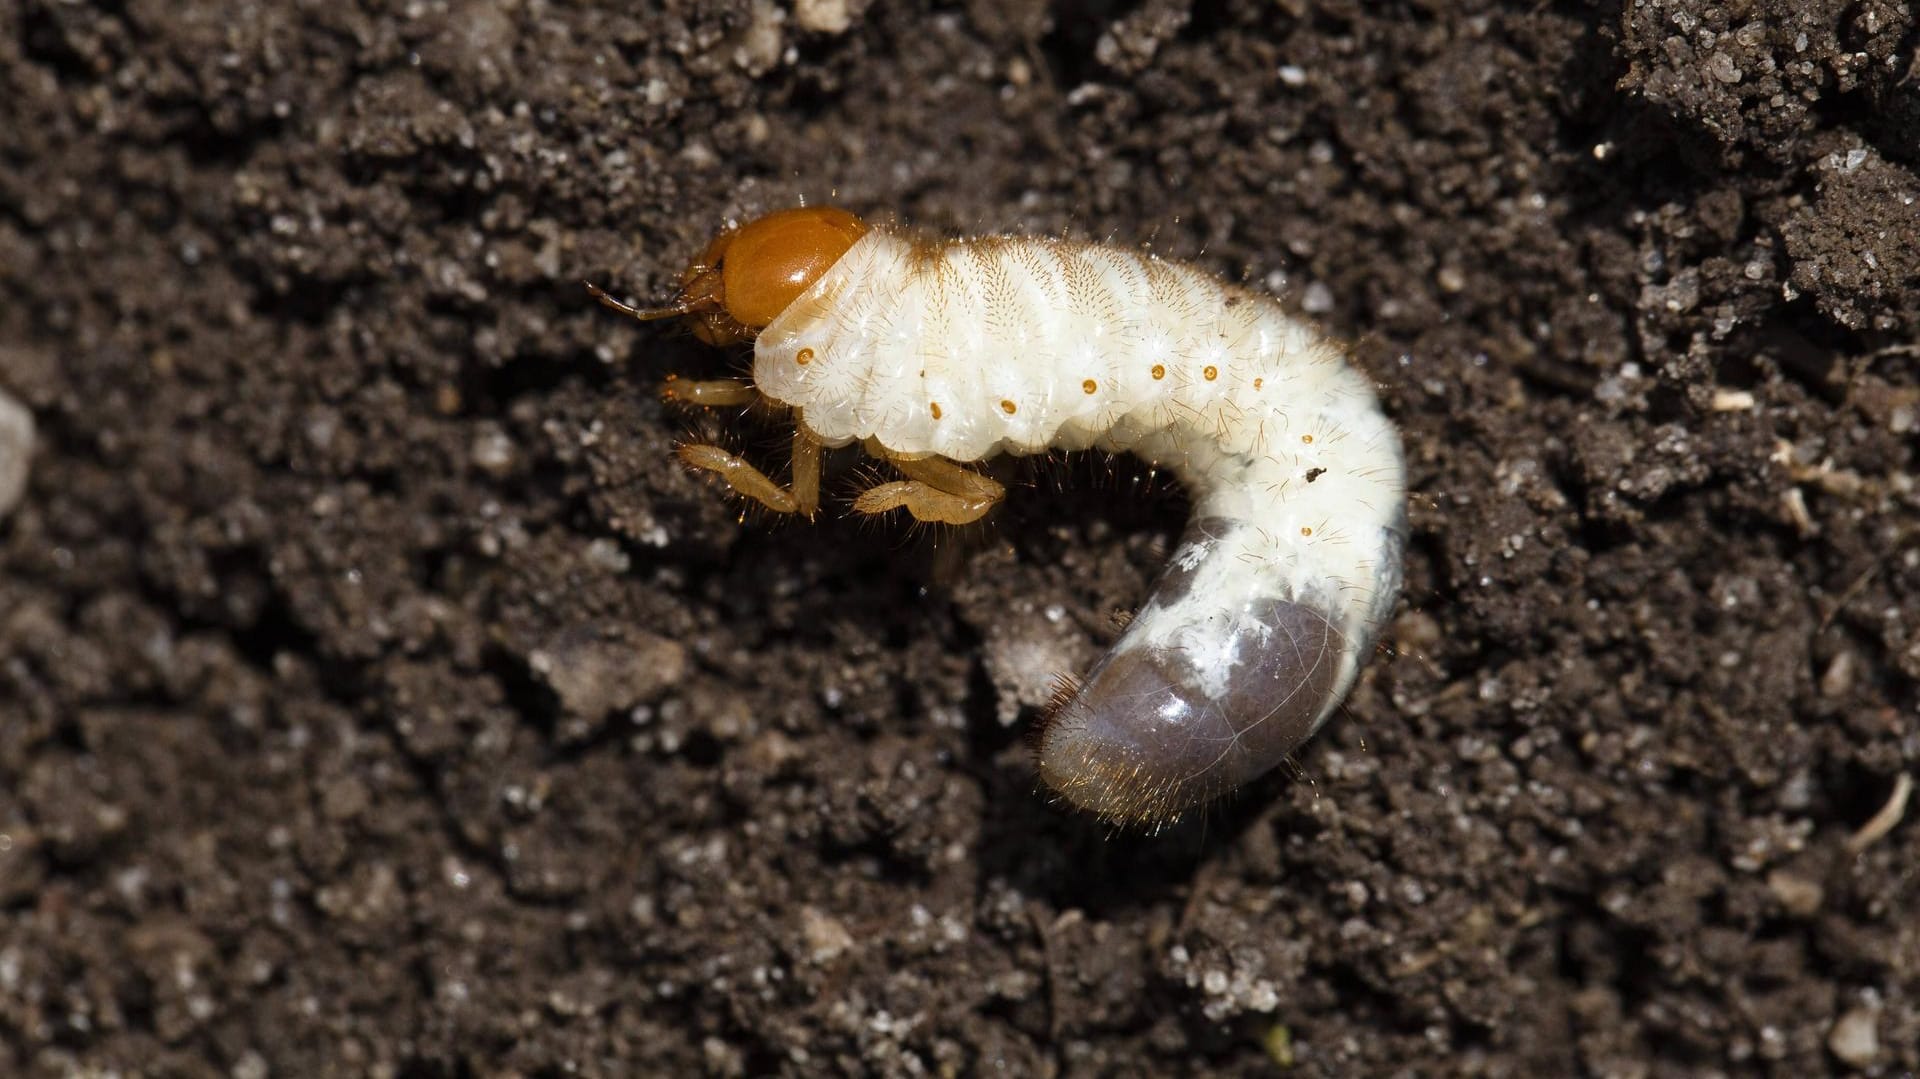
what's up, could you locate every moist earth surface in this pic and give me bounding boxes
[1,1,1916,1075]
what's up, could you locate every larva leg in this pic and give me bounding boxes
[677,427,823,517]
[893,455,1006,509]
[661,377,759,408]
[789,427,822,517]
[852,451,1005,525]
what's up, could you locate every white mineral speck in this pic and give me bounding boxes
[584,537,631,573]
[1301,281,1334,314]
[733,0,785,75]
[794,0,855,34]
[470,426,516,475]
[800,906,855,963]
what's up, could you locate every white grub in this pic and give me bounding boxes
[757,225,1407,826]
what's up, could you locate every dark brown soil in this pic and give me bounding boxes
[3,1,1917,1075]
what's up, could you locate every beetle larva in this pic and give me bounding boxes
[590,207,1407,827]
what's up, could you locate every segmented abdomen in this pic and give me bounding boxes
[759,230,1315,457]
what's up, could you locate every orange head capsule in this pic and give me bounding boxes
[588,206,869,345]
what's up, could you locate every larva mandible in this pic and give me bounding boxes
[590,207,1408,827]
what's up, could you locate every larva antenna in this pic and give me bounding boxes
[583,281,699,323]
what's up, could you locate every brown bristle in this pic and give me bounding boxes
[1041,670,1084,721]
[1034,736,1191,832]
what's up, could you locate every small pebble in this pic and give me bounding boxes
[1827,1005,1880,1067]
[793,0,857,34]
[799,906,854,963]
[1765,869,1823,917]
